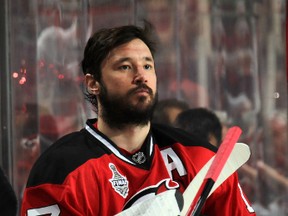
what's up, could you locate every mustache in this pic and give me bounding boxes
[127,84,153,96]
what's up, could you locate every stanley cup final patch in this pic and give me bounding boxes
[109,163,129,198]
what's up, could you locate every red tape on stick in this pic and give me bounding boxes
[205,126,242,181]
[186,126,242,216]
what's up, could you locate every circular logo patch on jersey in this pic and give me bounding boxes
[132,152,146,164]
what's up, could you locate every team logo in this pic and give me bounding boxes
[132,152,146,164]
[109,163,129,198]
[123,178,179,210]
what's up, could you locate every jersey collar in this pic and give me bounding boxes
[85,119,154,167]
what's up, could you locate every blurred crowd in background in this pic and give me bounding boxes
[1,0,287,215]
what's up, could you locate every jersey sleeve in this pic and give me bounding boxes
[202,172,256,215]
[21,183,89,216]
[20,131,103,216]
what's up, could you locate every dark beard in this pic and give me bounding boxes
[98,82,158,129]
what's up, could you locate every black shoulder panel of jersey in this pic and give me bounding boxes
[26,129,110,187]
[0,168,18,214]
[151,123,217,152]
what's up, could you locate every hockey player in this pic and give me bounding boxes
[21,22,256,215]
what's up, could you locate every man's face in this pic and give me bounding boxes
[97,39,158,128]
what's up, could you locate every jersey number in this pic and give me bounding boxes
[27,204,60,216]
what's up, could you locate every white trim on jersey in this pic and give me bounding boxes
[149,137,153,156]
[85,124,154,166]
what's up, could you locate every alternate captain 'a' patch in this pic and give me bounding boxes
[109,163,129,198]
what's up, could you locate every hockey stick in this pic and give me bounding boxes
[116,142,250,216]
[180,142,250,215]
[184,126,242,216]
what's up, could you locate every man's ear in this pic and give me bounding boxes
[85,74,100,94]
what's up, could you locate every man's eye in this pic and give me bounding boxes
[120,65,130,70]
[144,65,152,70]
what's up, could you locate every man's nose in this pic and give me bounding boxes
[132,68,147,84]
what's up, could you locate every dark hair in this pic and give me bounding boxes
[152,98,189,125]
[82,22,157,79]
[174,108,223,146]
[81,22,157,110]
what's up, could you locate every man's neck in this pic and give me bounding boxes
[97,118,151,153]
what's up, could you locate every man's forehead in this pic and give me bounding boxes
[106,41,154,62]
[118,40,150,50]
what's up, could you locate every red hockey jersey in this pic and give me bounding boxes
[21,119,256,215]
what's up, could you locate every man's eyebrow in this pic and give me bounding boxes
[113,56,154,64]
[114,57,131,64]
[144,56,154,62]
